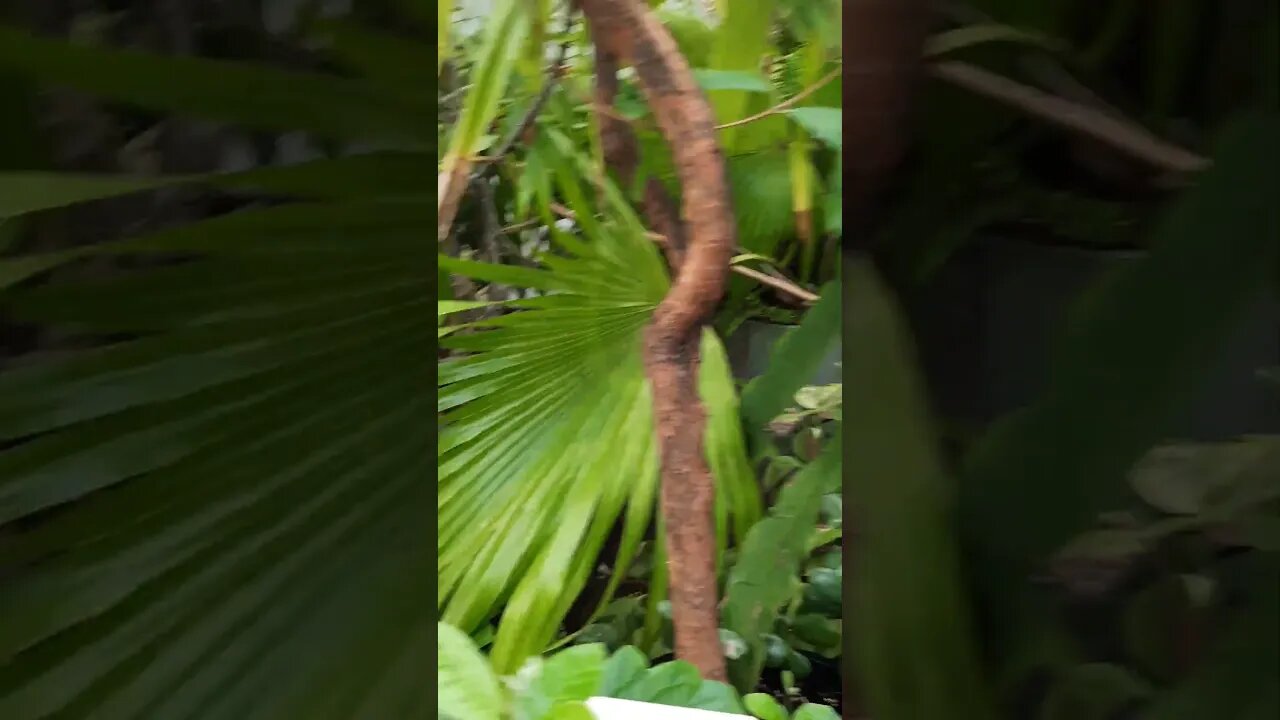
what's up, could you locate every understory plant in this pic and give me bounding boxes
[438,621,840,720]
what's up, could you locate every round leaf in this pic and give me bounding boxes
[743,692,788,720]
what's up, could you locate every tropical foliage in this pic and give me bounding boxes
[0,5,433,718]
[0,1,1272,720]
[437,0,845,685]
[438,620,840,720]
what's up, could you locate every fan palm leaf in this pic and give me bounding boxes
[0,15,435,719]
[438,132,760,673]
[0,196,429,718]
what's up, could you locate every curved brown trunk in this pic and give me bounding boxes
[579,0,735,681]
[589,28,687,270]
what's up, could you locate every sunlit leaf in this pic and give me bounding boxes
[438,622,504,720]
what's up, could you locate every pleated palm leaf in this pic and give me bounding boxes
[438,132,760,672]
[0,16,436,720]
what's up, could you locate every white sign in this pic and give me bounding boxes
[584,696,753,720]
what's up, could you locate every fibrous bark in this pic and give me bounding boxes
[589,29,687,270]
[579,0,735,681]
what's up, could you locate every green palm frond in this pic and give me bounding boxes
[0,17,434,719]
[0,196,429,719]
[438,133,760,673]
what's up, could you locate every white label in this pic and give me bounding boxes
[584,696,753,720]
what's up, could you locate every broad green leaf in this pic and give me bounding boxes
[722,432,840,692]
[0,25,426,144]
[438,622,504,720]
[619,660,703,707]
[687,680,747,713]
[539,644,608,702]
[783,108,842,150]
[843,256,993,720]
[743,692,787,720]
[600,647,650,697]
[515,644,608,720]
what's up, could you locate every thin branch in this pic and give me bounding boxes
[929,61,1210,174]
[715,65,843,131]
[500,218,542,234]
[733,265,820,304]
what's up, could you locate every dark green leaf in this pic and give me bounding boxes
[0,24,427,143]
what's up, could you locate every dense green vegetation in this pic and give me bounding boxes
[0,0,1272,719]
